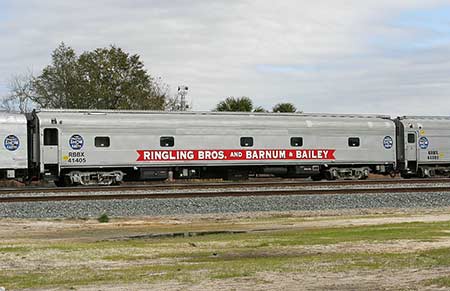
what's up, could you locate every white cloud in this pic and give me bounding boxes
[1,0,450,115]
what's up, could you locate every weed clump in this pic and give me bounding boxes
[98,213,110,223]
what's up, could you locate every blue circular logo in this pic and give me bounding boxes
[383,136,393,149]
[4,135,20,151]
[69,134,84,150]
[419,137,429,149]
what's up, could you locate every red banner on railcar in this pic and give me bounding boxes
[136,149,335,161]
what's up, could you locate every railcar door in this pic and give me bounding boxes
[405,131,418,170]
[42,128,59,164]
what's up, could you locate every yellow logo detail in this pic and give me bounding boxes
[63,155,69,161]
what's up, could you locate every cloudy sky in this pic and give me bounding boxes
[1,0,450,115]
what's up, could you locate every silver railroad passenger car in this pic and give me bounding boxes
[396,116,450,178]
[0,112,28,179]
[29,110,397,186]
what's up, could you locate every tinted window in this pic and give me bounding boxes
[160,136,174,147]
[240,137,253,147]
[408,133,415,144]
[348,137,360,147]
[44,128,58,146]
[290,137,303,147]
[95,137,110,147]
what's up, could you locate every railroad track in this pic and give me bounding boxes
[2,184,450,203]
[1,177,450,195]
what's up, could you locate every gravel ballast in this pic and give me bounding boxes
[1,191,450,218]
[2,182,449,198]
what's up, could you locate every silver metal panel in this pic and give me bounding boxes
[35,110,396,169]
[0,112,28,170]
[405,131,417,163]
[399,117,450,165]
[43,145,59,164]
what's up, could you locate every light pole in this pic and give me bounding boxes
[177,85,189,111]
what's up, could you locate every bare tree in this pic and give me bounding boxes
[1,95,13,112]
[1,72,36,113]
[165,94,180,111]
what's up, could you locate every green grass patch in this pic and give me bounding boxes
[140,220,450,251]
[0,263,207,289]
[424,276,450,288]
[102,254,155,261]
[0,246,31,253]
[186,247,450,275]
[3,219,450,289]
[47,239,153,251]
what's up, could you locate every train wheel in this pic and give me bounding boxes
[54,176,70,187]
[225,169,249,181]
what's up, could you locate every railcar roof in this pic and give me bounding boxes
[398,116,450,130]
[399,116,450,120]
[36,109,391,119]
[0,111,27,123]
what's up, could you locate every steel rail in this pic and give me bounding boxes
[2,185,450,203]
[1,178,450,194]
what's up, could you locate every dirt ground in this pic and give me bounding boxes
[1,207,450,290]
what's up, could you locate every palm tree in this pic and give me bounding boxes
[272,102,297,113]
[214,97,254,112]
[253,106,267,113]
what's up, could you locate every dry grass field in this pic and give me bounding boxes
[1,208,450,290]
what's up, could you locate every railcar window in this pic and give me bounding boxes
[348,137,360,147]
[95,137,110,147]
[44,128,58,146]
[240,137,254,147]
[290,137,303,147]
[408,133,416,143]
[160,136,174,147]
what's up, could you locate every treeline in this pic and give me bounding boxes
[214,96,298,113]
[2,43,168,112]
[2,43,300,113]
